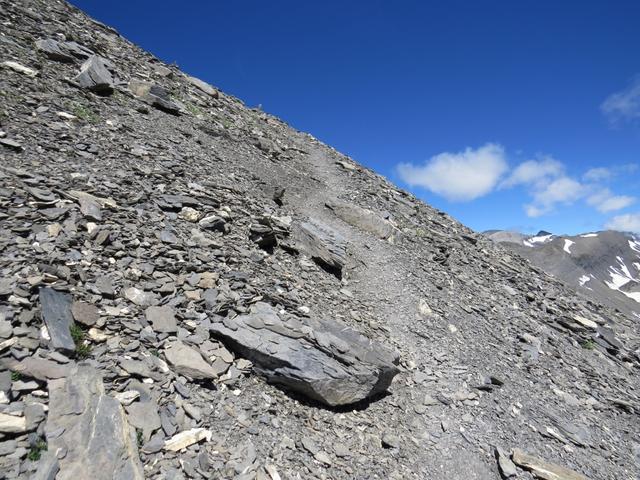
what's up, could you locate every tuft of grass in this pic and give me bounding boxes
[70,323,92,359]
[136,429,144,448]
[27,439,47,462]
[70,103,100,123]
[183,101,203,116]
[10,371,21,381]
[581,339,596,350]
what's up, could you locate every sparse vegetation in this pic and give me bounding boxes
[183,101,203,116]
[10,371,21,381]
[136,429,144,448]
[70,103,100,123]
[27,439,47,462]
[581,339,596,350]
[70,323,92,359]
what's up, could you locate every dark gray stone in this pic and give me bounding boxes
[45,365,144,480]
[129,79,181,114]
[39,288,76,353]
[210,302,399,406]
[31,452,60,480]
[145,305,177,333]
[74,55,115,95]
[297,221,348,278]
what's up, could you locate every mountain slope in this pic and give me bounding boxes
[0,1,639,479]
[487,230,640,321]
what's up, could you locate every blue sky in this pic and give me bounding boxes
[71,1,640,234]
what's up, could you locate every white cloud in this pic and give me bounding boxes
[501,157,564,188]
[524,176,586,217]
[606,213,640,233]
[587,189,635,213]
[583,167,611,182]
[396,143,508,201]
[601,76,640,124]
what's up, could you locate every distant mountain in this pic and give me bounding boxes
[486,229,640,320]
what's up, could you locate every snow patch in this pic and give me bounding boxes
[629,239,640,253]
[578,275,591,286]
[605,256,640,304]
[524,234,553,247]
[580,233,598,238]
[563,239,574,254]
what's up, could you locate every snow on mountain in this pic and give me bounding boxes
[485,229,640,320]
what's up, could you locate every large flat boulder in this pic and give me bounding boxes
[325,200,396,240]
[297,221,348,278]
[44,365,144,480]
[210,302,400,406]
[512,449,591,480]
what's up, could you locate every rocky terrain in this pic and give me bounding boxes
[0,1,639,479]
[487,229,640,322]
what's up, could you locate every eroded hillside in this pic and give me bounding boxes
[0,1,639,479]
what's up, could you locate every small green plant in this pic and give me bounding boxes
[221,118,232,129]
[70,103,99,123]
[27,439,47,462]
[136,429,144,448]
[70,324,92,359]
[10,371,21,381]
[581,339,595,350]
[183,101,203,116]
[149,348,159,357]
[70,324,84,343]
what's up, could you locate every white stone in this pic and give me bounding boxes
[163,428,212,451]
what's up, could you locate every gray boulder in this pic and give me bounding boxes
[129,79,181,114]
[45,365,144,480]
[297,221,348,278]
[39,287,76,353]
[210,302,400,406]
[325,200,396,241]
[164,340,226,380]
[36,38,93,63]
[74,55,115,95]
[186,74,219,98]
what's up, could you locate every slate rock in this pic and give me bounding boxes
[325,200,396,240]
[129,79,181,114]
[74,55,115,95]
[36,38,93,62]
[0,412,27,433]
[164,340,224,380]
[145,305,178,333]
[45,365,144,480]
[0,357,71,381]
[186,74,219,98]
[35,38,75,62]
[494,446,517,478]
[124,287,159,307]
[0,138,24,152]
[512,449,591,480]
[125,399,161,441]
[40,287,76,353]
[164,428,212,451]
[297,221,348,278]
[31,452,60,480]
[71,301,99,327]
[210,302,400,406]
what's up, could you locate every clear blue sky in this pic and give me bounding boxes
[71,1,640,235]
